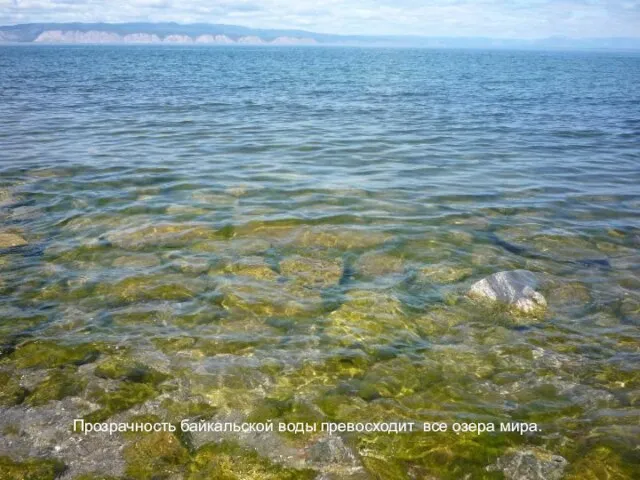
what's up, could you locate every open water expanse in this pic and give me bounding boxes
[0,45,639,479]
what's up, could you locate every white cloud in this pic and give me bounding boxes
[1,0,639,37]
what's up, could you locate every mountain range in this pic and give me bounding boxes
[1,22,639,50]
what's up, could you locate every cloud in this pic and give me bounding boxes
[1,0,639,37]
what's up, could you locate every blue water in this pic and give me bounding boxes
[0,46,639,478]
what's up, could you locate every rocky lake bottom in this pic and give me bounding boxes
[0,165,638,480]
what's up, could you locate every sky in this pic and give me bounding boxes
[1,0,639,38]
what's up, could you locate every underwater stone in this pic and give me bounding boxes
[8,340,101,369]
[293,227,391,250]
[85,382,158,422]
[124,431,190,480]
[220,281,313,318]
[112,254,161,269]
[166,204,210,216]
[94,354,169,385]
[73,474,121,480]
[225,256,278,281]
[0,456,66,480]
[96,274,201,303]
[106,223,218,249]
[468,270,546,313]
[307,436,360,468]
[171,256,211,274]
[0,371,27,406]
[0,233,28,249]
[564,445,634,479]
[186,440,316,480]
[280,255,343,288]
[327,290,415,344]
[418,264,473,284]
[547,281,591,307]
[486,448,567,480]
[354,252,404,278]
[26,367,86,406]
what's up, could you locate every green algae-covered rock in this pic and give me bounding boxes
[153,335,262,358]
[0,371,27,406]
[26,367,86,406]
[357,357,426,400]
[186,441,316,480]
[357,429,510,480]
[94,354,169,385]
[96,274,200,303]
[160,398,218,423]
[225,256,278,281]
[0,456,66,480]
[354,252,404,278]
[73,474,121,480]
[107,223,219,249]
[247,398,324,437]
[565,446,636,479]
[293,226,391,250]
[361,456,409,480]
[414,306,472,337]
[275,350,373,401]
[7,340,101,369]
[46,244,114,268]
[417,263,473,284]
[280,255,343,288]
[327,290,413,344]
[219,280,316,318]
[85,382,158,423]
[124,431,190,480]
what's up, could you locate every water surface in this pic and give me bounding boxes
[0,46,639,479]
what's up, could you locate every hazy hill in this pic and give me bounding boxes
[1,22,639,50]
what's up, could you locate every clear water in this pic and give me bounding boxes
[0,46,639,479]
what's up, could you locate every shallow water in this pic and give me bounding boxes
[0,46,639,479]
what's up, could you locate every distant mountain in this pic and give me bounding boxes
[1,22,639,50]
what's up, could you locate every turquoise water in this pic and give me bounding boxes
[0,46,639,479]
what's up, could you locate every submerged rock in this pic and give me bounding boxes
[328,290,414,343]
[487,447,567,480]
[0,232,28,249]
[224,256,278,281]
[26,367,87,406]
[124,431,190,480]
[0,456,66,480]
[280,255,343,288]
[186,440,316,480]
[306,436,361,471]
[354,252,404,278]
[417,263,473,284]
[106,223,218,249]
[95,274,204,303]
[547,281,591,308]
[112,254,161,269]
[468,270,546,313]
[293,227,391,250]
[0,371,27,406]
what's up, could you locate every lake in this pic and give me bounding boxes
[0,45,639,479]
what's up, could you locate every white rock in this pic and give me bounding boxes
[468,270,546,313]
